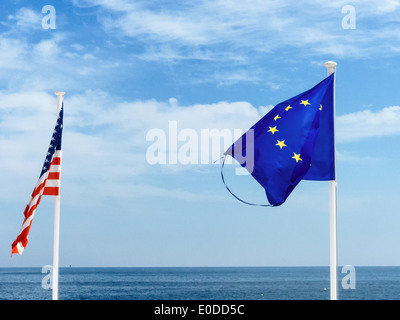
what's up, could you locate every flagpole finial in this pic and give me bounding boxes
[324,61,337,68]
[54,92,65,113]
[324,61,337,76]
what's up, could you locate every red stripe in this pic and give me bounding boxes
[51,157,61,165]
[11,194,42,254]
[24,197,42,221]
[47,172,60,180]
[11,246,20,254]
[12,220,32,248]
[43,187,59,196]
[30,181,46,201]
[11,185,45,254]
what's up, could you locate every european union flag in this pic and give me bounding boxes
[225,74,335,206]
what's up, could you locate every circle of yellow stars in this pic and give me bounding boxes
[266,99,322,164]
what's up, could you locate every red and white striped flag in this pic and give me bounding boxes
[11,105,63,255]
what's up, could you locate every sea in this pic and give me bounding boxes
[0,266,399,300]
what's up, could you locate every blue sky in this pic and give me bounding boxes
[0,0,400,268]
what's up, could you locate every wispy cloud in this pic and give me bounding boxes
[71,0,400,61]
[0,7,118,92]
[1,77,399,212]
[3,1,398,94]
[6,7,42,31]
[0,90,262,204]
[2,87,398,180]
[337,106,400,142]
[336,150,380,164]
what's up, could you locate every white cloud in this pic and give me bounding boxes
[337,106,400,142]
[33,38,62,59]
[0,34,104,92]
[0,90,264,203]
[1,86,399,205]
[0,36,29,70]
[336,151,380,164]
[0,7,115,91]
[375,0,400,13]
[7,7,42,30]
[95,1,291,48]
[72,0,136,11]
[213,70,262,86]
[71,0,400,60]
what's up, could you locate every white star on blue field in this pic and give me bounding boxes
[0,0,399,267]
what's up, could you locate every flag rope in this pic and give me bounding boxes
[220,155,272,207]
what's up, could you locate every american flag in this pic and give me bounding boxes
[11,105,63,255]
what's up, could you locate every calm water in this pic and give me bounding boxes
[0,266,399,300]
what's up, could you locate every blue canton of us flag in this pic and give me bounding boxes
[225,74,335,206]
[41,105,63,177]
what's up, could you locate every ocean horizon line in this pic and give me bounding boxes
[2,265,400,269]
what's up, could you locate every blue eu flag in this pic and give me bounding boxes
[225,74,335,206]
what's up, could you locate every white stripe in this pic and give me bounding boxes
[37,171,49,186]
[19,211,36,233]
[16,173,49,234]
[45,180,60,187]
[48,164,61,172]
[16,157,60,235]
[15,241,25,254]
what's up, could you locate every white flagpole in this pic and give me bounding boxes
[324,61,338,300]
[52,92,65,300]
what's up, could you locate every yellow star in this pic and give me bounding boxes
[267,126,279,134]
[300,100,310,107]
[276,140,287,149]
[319,104,323,111]
[285,105,292,111]
[292,152,302,163]
[274,114,281,121]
